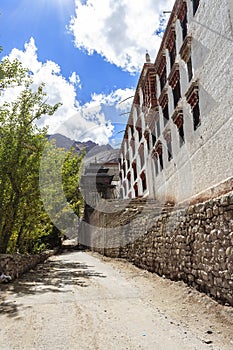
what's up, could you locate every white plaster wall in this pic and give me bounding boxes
[132,106,137,126]
[121,0,233,202]
[156,74,161,96]
[153,0,233,203]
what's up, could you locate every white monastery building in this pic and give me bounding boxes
[119,0,233,204]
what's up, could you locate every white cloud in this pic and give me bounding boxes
[1,38,79,132]
[69,0,175,73]
[85,87,135,111]
[0,38,134,145]
[69,71,82,88]
[57,110,114,145]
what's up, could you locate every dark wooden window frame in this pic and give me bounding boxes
[185,81,201,131]
[192,0,200,16]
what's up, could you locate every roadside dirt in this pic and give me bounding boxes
[93,252,233,349]
[0,251,232,350]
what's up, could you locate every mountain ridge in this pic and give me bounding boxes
[48,133,119,164]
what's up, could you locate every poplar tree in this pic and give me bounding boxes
[0,58,83,253]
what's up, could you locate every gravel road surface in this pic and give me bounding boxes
[0,251,232,350]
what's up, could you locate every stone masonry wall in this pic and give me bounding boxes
[79,192,233,305]
[0,250,56,281]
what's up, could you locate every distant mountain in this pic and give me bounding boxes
[48,133,119,164]
[48,133,77,149]
[74,140,99,154]
[48,133,97,152]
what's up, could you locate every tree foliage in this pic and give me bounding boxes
[39,140,84,241]
[0,58,84,254]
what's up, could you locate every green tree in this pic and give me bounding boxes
[62,148,84,218]
[39,141,84,241]
[0,58,85,254]
[0,58,61,253]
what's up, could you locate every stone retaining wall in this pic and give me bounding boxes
[79,192,233,305]
[0,250,57,281]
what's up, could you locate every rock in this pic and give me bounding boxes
[0,273,12,283]
[226,247,232,257]
[206,208,213,219]
[220,196,229,206]
[213,205,219,216]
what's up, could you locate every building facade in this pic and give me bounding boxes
[80,162,120,207]
[119,0,233,203]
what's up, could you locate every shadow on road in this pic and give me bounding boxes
[0,298,23,318]
[0,251,106,317]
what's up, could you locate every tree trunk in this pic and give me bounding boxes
[0,231,10,254]
[0,194,20,254]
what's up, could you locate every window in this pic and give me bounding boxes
[139,145,145,168]
[181,13,187,40]
[172,81,181,109]
[141,172,147,192]
[146,135,150,151]
[187,56,193,82]
[163,129,172,161]
[150,74,157,107]
[185,81,201,131]
[144,131,150,151]
[127,172,131,189]
[169,43,176,69]
[137,127,142,141]
[132,162,137,181]
[134,183,138,197]
[152,133,156,146]
[123,182,126,197]
[178,124,185,147]
[156,120,161,138]
[167,139,173,161]
[159,152,163,170]
[130,125,134,137]
[139,153,144,168]
[154,159,159,176]
[123,162,126,177]
[192,103,201,130]
[150,120,157,147]
[179,36,192,64]
[160,66,167,92]
[153,142,163,173]
[178,1,187,40]
[171,106,184,148]
[192,0,200,15]
[130,137,135,156]
[163,104,169,126]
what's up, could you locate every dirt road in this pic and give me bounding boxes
[0,251,232,350]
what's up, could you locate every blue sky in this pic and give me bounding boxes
[0,0,172,146]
